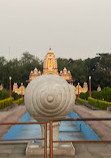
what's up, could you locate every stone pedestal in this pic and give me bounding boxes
[26,142,75,156]
[41,122,60,147]
[26,121,75,156]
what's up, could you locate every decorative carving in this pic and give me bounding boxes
[60,67,72,81]
[75,82,88,99]
[28,68,41,83]
[43,48,58,75]
[24,74,75,122]
[13,83,18,92]
[27,49,73,85]
[0,84,3,90]
[97,85,101,92]
[13,83,25,95]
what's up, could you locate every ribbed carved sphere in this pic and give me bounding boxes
[24,75,75,122]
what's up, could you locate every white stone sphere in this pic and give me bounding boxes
[24,74,75,122]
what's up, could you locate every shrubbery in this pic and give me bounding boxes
[0,97,23,109]
[78,97,111,110]
[91,91,103,100]
[101,87,111,102]
[0,97,14,109]
[80,87,111,102]
[13,98,23,105]
[12,92,21,100]
[77,98,88,104]
[0,91,23,109]
[88,97,111,110]
[79,87,111,110]
[0,89,9,100]
[80,91,89,100]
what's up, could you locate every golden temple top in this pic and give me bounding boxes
[49,48,52,53]
[43,48,58,74]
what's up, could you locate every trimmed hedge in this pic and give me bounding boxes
[13,98,23,105]
[88,97,111,110]
[80,91,89,100]
[0,89,9,100]
[12,92,21,100]
[0,97,14,109]
[77,98,88,104]
[80,87,111,102]
[91,90,103,100]
[101,87,111,102]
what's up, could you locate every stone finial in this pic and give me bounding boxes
[30,71,33,74]
[0,84,3,90]
[38,70,41,74]
[97,85,101,92]
[68,70,71,74]
[34,67,38,73]
[49,48,52,53]
[83,82,88,88]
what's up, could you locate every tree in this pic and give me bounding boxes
[0,52,111,91]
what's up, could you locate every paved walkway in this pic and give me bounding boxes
[0,105,26,139]
[73,105,111,140]
[0,104,111,157]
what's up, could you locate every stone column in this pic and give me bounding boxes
[41,122,61,147]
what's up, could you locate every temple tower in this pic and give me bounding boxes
[43,48,58,75]
[60,67,73,85]
[27,67,41,83]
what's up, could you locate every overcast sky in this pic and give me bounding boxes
[0,0,111,60]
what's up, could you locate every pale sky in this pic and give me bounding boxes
[0,0,111,60]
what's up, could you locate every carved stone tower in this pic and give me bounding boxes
[43,48,58,75]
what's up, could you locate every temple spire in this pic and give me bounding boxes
[43,49,58,74]
[49,48,52,53]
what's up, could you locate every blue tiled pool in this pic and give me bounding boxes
[2,111,100,141]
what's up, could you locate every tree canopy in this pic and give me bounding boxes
[0,52,111,90]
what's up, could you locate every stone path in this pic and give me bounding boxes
[0,105,26,139]
[73,105,111,140]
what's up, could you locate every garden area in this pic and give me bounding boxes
[0,89,23,110]
[77,87,111,110]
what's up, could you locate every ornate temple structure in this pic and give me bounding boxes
[60,67,73,85]
[0,84,3,90]
[75,82,88,99]
[97,85,101,92]
[13,83,25,95]
[43,48,58,75]
[13,48,88,97]
[27,68,41,83]
[26,48,73,84]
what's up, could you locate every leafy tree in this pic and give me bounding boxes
[0,52,111,92]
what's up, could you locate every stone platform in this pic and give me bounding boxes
[26,142,75,156]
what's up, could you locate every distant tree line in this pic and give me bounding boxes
[0,52,111,90]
